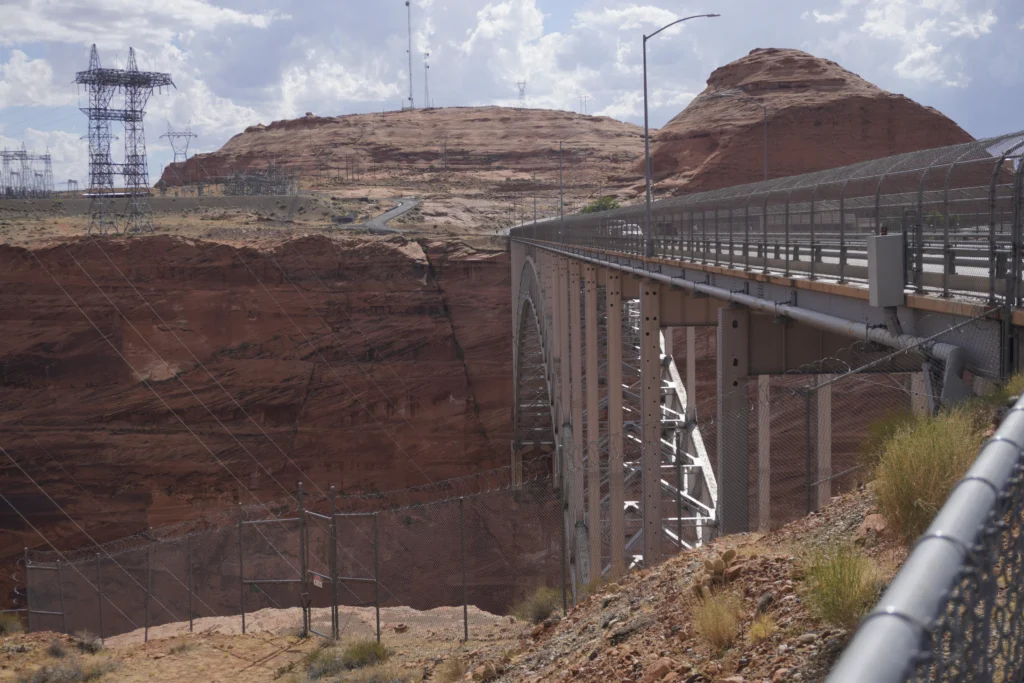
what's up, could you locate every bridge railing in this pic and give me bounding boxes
[828,393,1024,682]
[510,131,1024,305]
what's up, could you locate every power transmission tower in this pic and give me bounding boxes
[405,1,415,109]
[517,81,527,111]
[578,93,589,115]
[75,44,173,234]
[160,123,197,165]
[424,52,430,108]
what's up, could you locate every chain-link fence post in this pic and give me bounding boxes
[57,559,66,634]
[329,486,338,640]
[23,548,30,634]
[238,504,245,635]
[460,496,468,642]
[95,553,103,644]
[373,512,380,644]
[144,544,151,643]
[186,535,193,633]
[298,482,308,638]
[803,387,812,515]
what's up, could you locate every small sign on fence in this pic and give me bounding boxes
[313,575,323,589]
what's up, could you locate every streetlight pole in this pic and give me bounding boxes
[643,13,720,257]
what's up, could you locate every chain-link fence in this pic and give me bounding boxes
[24,471,563,649]
[828,393,1024,681]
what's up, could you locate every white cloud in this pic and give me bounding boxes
[841,0,999,86]
[0,1,284,48]
[574,6,678,33]
[0,51,76,108]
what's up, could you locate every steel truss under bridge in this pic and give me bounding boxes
[512,252,717,592]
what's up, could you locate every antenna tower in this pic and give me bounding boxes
[516,81,527,111]
[405,1,415,109]
[75,44,174,234]
[424,52,430,109]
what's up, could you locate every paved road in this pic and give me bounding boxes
[357,196,419,234]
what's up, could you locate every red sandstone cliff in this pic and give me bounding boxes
[641,47,973,194]
[0,235,512,602]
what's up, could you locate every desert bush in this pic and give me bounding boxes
[747,613,777,644]
[804,544,879,629]
[345,662,421,683]
[875,408,982,542]
[511,586,561,624]
[435,656,468,683]
[72,631,102,655]
[168,639,195,656]
[859,409,917,474]
[692,592,741,651]
[46,640,68,659]
[16,658,118,683]
[0,612,24,635]
[303,639,389,679]
[340,639,389,670]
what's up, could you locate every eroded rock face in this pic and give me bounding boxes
[640,47,973,194]
[0,235,513,601]
[159,106,646,194]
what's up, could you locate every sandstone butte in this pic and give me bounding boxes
[159,106,647,203]
[639,47,974,195]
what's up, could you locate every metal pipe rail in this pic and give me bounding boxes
[828,396,1024,682]
[510,131,1024,306]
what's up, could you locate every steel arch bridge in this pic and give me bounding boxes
[511,247,718,588]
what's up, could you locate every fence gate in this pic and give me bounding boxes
[238,506,302,635]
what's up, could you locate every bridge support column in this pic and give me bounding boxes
[757,375,770,532]
[584,264,601,579]
[641,282,662,564]
[606,270,626,578]
[816,375,833,509]
[569,261,586,585]
[557,257,571,483]
[717,306,750,534]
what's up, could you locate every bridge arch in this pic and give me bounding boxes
[512,255,556,478]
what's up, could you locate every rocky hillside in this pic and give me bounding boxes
[640,48,973,195]
[160,107,647,233]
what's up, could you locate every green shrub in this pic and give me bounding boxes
[692,592,741,651]
[302,639,389,680]
[578,196,621,214]
[511,586,561,624]
[875,408,982,542]
[72,631,102,655]
[0,612,24,635]
[340,639,389,669]
[859,409,917,474]
[46,640,68,659]
[804,544,879,629]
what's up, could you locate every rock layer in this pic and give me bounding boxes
[0,235,512,603]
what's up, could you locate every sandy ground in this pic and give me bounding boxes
[2,603,527,682]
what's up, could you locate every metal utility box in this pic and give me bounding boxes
[867,234,905,308]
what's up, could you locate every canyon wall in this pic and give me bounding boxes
[0,235,512,602]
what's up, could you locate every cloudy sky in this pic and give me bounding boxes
[1,0,1021,187]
